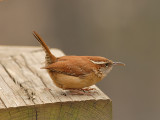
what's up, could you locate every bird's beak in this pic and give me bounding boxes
[113,62,125,66]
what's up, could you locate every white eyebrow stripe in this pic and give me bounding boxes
[90,60,107,64]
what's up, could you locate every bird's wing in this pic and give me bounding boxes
[41,57,95,77]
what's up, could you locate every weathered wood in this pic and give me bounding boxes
[0,45,41,57]
[0,46,112,120]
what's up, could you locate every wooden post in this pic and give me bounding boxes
[0,46,112,120]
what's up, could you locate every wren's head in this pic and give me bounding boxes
[89,57,125,78]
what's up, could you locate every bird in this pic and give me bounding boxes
[33,31,125,95]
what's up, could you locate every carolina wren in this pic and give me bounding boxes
[33,31,125,94]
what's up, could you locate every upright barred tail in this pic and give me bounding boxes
[33,31,56,64]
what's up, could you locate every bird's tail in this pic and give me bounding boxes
[33,31,56,64]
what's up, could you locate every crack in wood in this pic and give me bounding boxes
[35,108,38,120]
[1,64,17,84]
[0,97,7,108]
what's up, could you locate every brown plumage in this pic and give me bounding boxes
[33,31,125,93]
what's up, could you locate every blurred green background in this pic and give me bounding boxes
[0,0,160,120]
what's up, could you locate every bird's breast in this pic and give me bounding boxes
[47,70,103,89]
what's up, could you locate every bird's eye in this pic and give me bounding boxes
[105,63,109,66]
